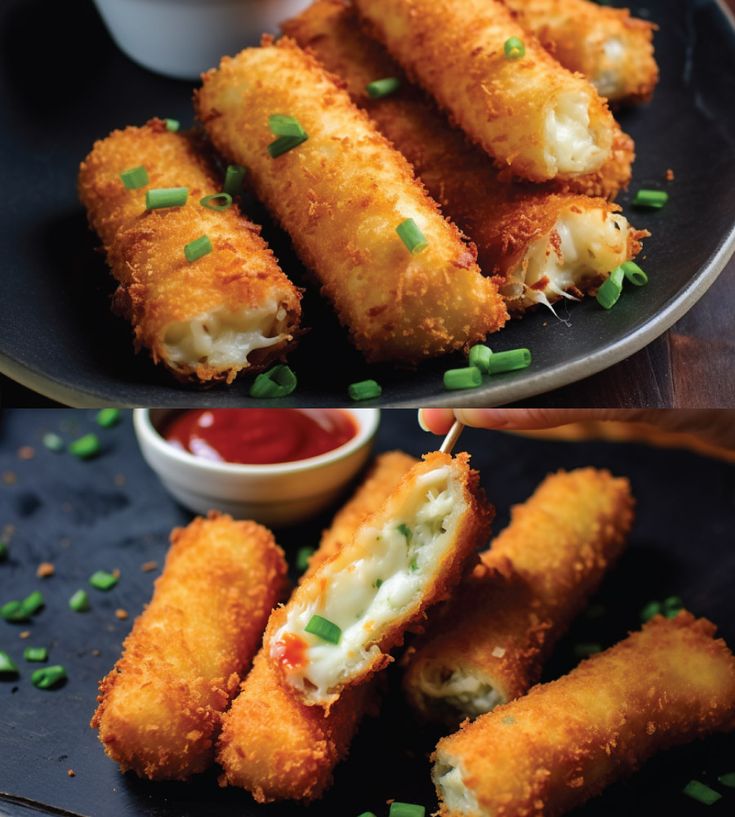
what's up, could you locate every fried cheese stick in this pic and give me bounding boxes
[354,0,616,182]
[217,451,417,802]
[91,513,287,780]
[433,612,735,817]
[195,40,508,364]
[403,469,633,725]
[284,1,643,313]
[78,120,301,383]
[502,0,658,104]
[268,452,493,708]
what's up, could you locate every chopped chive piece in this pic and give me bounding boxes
[397,523,412,544]
[504,36,525,59]
[409,557,419,572]
[42,433,64,452]
[120,166,149,190]
[444,366,482,391]
[32,664,67,690]
[683,780,721,805]
[487,348,532,375]
[223,164,247,197]
[0,650,19,676]
[468,344,492,373]
[357,812,377,817]
[349,380,382,401]
[573,643,602,658]
[633,189,668,209]
[96,408,120,428]
[621,260,648,287]
[146,187,189,210]
[200,192,233,211]
[268,133,308,158]
[296,547,314,573]
[0,541,7,562]
[164,118,180,132]
[24,646,48,662]
[663,595,683,611]
[718,772,735,788]
[1,600,26,622]
[69,589,90,612]
[269,114,307,138]
[21,591,44,616]
[366,77,401,98]
[68,433,101,460]
[184,235,213,263]
[641,600,662,622]
[305,614,341,644]
[665,608,682,619]
[389,803,426,817]
[249,365,298,399]
[374,578,383,589]
[396,218,428,254]
[596,265,625,310]
[89,571,118,591]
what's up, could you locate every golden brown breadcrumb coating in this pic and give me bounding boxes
[433,612,735,817]
[91,513,287,780]
[78,119,301,383]
[195,40,508,364]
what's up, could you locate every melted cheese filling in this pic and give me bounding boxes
[433,756,479,817]
[544,91,607,174]
[414,663,505,722]
[594,37,625,98]
[271,466,466,703]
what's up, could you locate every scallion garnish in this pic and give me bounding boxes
[24,646,48,662]
[32,664,67,690]
[249,365,298,399]
[1,600,26,622]
[718,772,735,788]
[357,812,377,817]
[164,118,180,133]
[487,348,532,374]
[444,366,482,391]
[366,77,401,98]
[268,133,308,158]
[96,408,120,428]
[396,218,428,254]
[223,164,247,197]
[504,37,525,60]
[21,591,44,616]
[200,192,233,211]
[374,578,383,589]
[184,235,213,263]
[468,344,492,373]
[641,600,662,622]
[0,650,19,676]
[269,114,307,138]
[596,265,625,310]
[682,780,721,805]
[89,571,118,591]
[305,614,342,645]
[389,803,426,817]
[349,380,382,402]
[633,189,668,209]
[120,166,149,190]
[397,523,412,544]
[69,589,90,612]
[42,433,64,452]
[621,260,648,287]
[146,187,189,210]
[68,433,101,460]
[296,547,314,573]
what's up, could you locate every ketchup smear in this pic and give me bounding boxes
[162,409,357,465]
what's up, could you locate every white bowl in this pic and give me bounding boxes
[93,0,311,80]
[133,409,380,526]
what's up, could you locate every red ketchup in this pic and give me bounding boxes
[162,409,357,465]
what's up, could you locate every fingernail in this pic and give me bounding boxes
[417,409,430,432]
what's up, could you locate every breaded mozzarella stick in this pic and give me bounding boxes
[268,452,494,708]
[354,0,616,182]
[284,1,643,313]
[433,613,735,817]
[502,0,658,104]
[196,40,508,364]
[217,452,416,802]
[403,469,633,724]
[78,120,301,383]
[91,513,287,780]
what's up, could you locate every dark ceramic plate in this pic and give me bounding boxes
[1,0,734,407]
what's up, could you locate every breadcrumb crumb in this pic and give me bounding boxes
[37,562,55,578]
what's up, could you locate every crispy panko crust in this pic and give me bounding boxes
[433,612,735,817]
[91,513,288,781]
[503,0,658,104]
[403,468,634,723]
[284,1,643,313]
[354,0,615,182]
[216,452,416,802]
[266,452,494,708]
[195,40,507,364]
[78,119,302,383]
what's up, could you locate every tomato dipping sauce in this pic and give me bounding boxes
[162,409,358,465]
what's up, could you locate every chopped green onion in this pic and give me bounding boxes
[504,37,525,59]
[296,547,314,573]
[96,408,121,428]
[397,523,412,544]
[389,803,426,817]
[32,664,67,690]
[409,557,419,572]
[164,118,180,132]
[146,187,189,210]
[444,366,482,391]
[0,541,7,562]
[120,166,149,190]
[21,591,44,616]
[200,192,233,211]
[249,365,298,399]
[223,164,247,197]
[89,571,118,591]
[487,348,532,375]
[68,433,101,460]
[24,646,48,662]
[1,600,26,622]
[682,780,721,805]
[573,643,602,658]
[396,218,428,254]
[718,772,735,788]
[269,114,307,138]
[268,133,308,158]
[349,380,382,401]
[468,344,492,373]
[641,600,662,622]
[357,812,378,817]
[596,265,625,310]
[0,650,19,676]
[366,77,401,98]
[69,589,90,612]
[42,433,64,452]
[633,189,668,209]
[184,235,213,263]
[621,260,648,287]
[663,595,683,611]
[305,614,342,644]
[374,578,383,589]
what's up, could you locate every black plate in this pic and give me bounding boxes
[1,0,734,407]
[1,409,735,817]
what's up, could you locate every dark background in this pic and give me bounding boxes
[0,409,734,816]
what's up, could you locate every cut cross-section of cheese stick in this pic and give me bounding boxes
[403,468,634,724]
[354,0,616,182]
[433,612,735,817]
[284,1,644,314]
[502,0,658,104]
[267,452,494,708]
[78,119,301,383]
[217,451,418,802]
[195,40,508,364]
[91,513,288,780]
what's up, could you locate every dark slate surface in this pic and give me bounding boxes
[0,409,734,817]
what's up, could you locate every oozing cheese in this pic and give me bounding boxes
[433,756,479,817]
[414,663,505,721]
[594,37,626,98]
[544,91,607,175]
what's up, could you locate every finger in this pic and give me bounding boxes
[418,409,457,434]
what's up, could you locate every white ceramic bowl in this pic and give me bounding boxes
[93,0,311,80]
[133,409,380,526]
